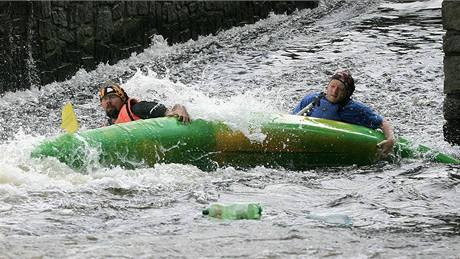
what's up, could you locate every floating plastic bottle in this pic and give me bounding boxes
[305,212,353,226]
[202,203,262,220]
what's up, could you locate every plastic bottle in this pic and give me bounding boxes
[305,212,353,226]
[202,203,262,220]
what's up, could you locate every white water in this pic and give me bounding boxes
[1,0,459,258]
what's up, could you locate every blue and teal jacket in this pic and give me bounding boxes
[292,92,383,129]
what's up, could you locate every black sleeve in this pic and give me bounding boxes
[131,101,167,119]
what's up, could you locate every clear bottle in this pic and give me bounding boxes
[305,212,353,226]
[202,203,262,220]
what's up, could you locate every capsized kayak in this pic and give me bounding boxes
[31,114,460,171]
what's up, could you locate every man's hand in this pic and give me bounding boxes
[165,104,191,123]
[377,119,394,159]
[377,138,394,158]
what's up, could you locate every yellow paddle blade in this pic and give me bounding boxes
[61,102,79,133]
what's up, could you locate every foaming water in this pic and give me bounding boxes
[120,68,280,141]
[1,0,460,258]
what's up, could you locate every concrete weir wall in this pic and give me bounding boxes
[443,0,460,145]
[0,1,318,94]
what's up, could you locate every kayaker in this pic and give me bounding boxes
[292,69,394,157]
[98,81,191,126]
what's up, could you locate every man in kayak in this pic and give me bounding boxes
[98,81,191,126]
[292,69,394,157]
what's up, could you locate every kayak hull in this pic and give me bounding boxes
[31,114,459,171]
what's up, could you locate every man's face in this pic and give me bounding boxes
[325,79,348,103]
[100,94,124,119]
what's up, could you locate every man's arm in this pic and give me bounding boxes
[131,101,167,119]
[377,119,395,157]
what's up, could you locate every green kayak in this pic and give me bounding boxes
[31,113,460,171]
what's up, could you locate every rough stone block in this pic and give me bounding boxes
[444,94,460,120]
[0,14,8,22]
[444,55,460,94]
[56,63,76,81]
[76,26,95,55]
[167,4,178,23]
[444,119,460,145]
[40,70,55,85]
[38,19,53,39]
[79,2,94,24]
[188,2,198,14]
[112,3,124,21]
[179,29,191,42]
[45,38,58,52]
[12,2,31,16]
[130,18,144,40]
[109,44,121,62]
[166,23,180,43]
[112,19,125,41]
[44,51,59,67]
[95,43,111,62]
[443,31,460,54]
[81,56,96,70]
[0,2,10,15]
[148,2,155,14]
[177,7,189,23]
[443,1,460,30]
[53,1,68,8]
[35,1,51,19]
[52,8,68,27]
[58,28,75,43]
[154,2,162,24]
[126,1,137,16]
[68,2,81,29]
[137,2,148,15]
[162,2,171,21]
[95,7,113,42]
[64,49,82,63]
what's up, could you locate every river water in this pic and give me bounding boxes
[1,0,459,258]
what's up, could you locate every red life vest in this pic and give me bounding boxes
[114,98,141,124]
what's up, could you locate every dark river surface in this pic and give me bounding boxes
[1,0,459,258]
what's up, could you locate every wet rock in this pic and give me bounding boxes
[58,28,75,43]
[52,7,67,27]
[95,7,113,42]
[38,1,52,18]
[38,19,53,39]
[81,56,96,70]
[112,3,124,21]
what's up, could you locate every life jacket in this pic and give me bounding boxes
[114,98,141,124]
[308,93,350,121]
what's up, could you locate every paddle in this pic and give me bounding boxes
[61,102,79,133]
[296,92,325,116]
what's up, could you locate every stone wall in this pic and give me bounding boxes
[0,2,40,93]
[443,0,460,145]
[0,1,318,93]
